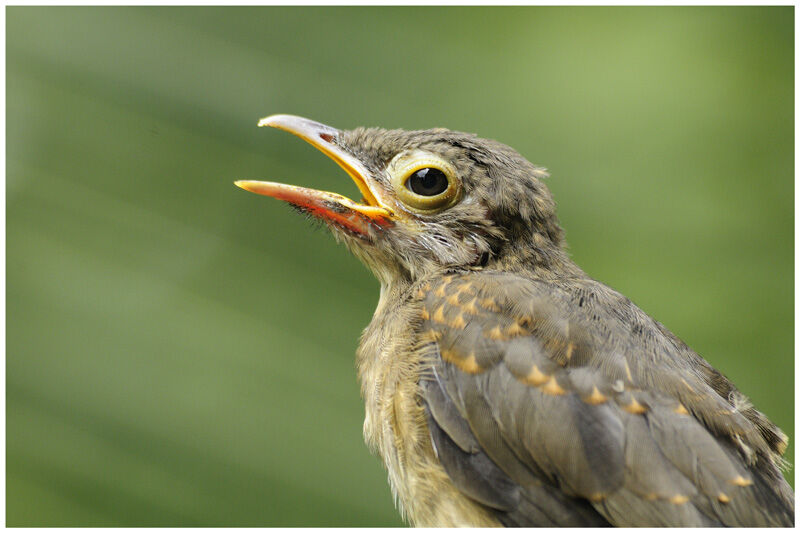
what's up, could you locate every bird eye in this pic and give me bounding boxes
[406,168,449,196]
[389,152,460,212]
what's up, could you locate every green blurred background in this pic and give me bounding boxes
[7,6,793,526]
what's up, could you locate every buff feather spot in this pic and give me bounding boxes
[480,297,500,312]
[583,386,607,405]
[462,297,479,315]
[541,376,567,396]
[450,313,466,329]
[441,349,483,374]
[432,305,447,324]
[669,495,689,505]
[729,476,753,487]
[521,365,549,386]
[485,325,505,340]
[622,398,648,415]
[505,321,526,337]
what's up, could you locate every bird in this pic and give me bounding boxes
[235,114,794,527]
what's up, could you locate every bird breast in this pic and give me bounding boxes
[356,281,500,527]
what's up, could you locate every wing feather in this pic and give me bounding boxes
[417,272,793,527]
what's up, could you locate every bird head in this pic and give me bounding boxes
[237,115,572,285]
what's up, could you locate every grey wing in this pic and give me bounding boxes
[416,273,794,527]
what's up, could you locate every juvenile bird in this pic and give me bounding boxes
[235,115,793,527]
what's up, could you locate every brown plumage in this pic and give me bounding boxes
[236,115,793,527]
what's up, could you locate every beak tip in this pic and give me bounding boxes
[258,114,293,128]
[234,180,258,192]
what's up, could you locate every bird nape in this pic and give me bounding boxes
[235,114,793,527]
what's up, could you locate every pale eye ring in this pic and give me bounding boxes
[389,152,461,212]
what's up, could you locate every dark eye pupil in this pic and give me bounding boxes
[407,168,449,196]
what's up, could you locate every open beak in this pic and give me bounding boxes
[235,114,394,237]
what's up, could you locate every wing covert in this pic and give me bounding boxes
[416,272,793,527]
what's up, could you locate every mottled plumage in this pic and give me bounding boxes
[237,115,793,527]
